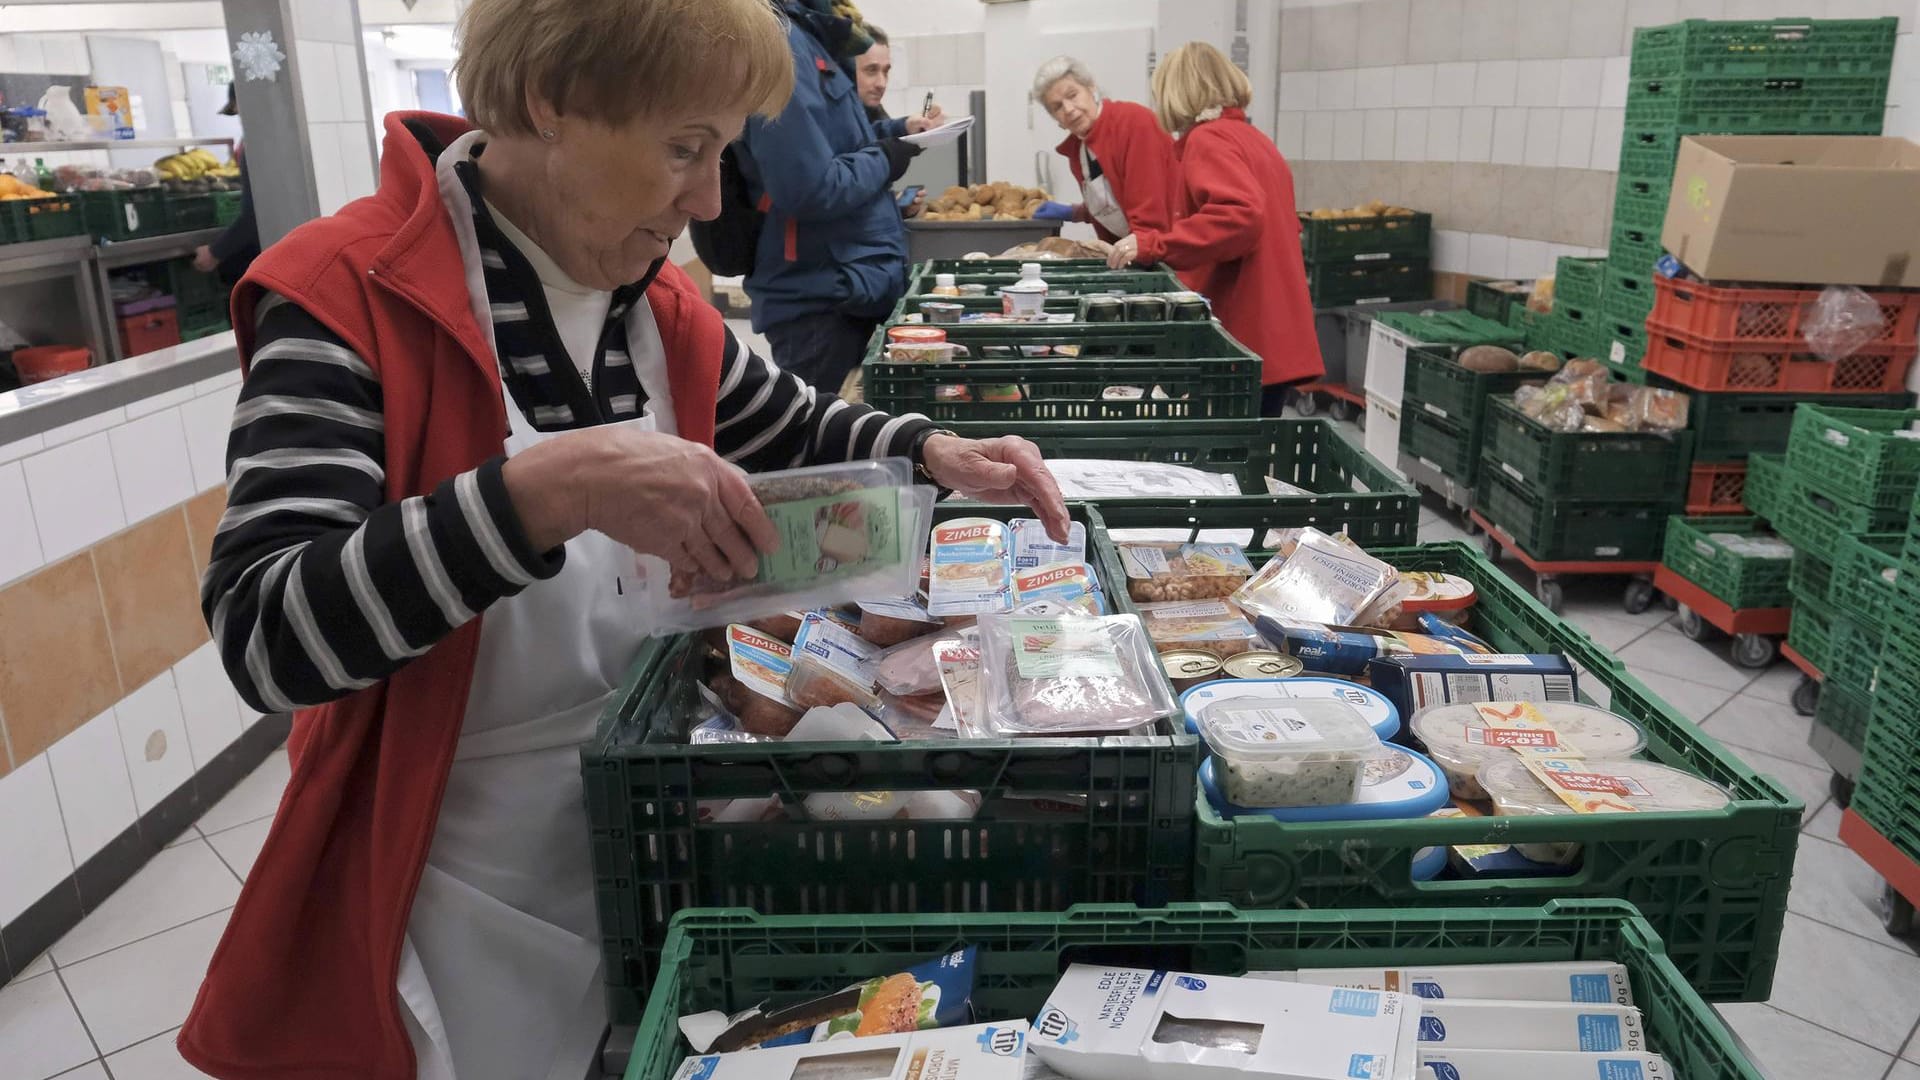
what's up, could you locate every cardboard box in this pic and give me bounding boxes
[671,1021,1030,1080]
[83,86,136,139]
[1031,965,1421,1080]
[1366,654,1579,723]
[1418,1049,1673,1080]
[1661,135,1920,287]
[1259,962,1633,1008]
[1415,1001,1646,1054]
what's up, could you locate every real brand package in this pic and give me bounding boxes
[1029,965,1421,1080]
[1365,654,1579,722]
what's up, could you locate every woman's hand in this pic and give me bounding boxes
[921,434,1071,543]
[503,428,780,581]
[1106,234,1141,269]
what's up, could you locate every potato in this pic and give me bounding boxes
[1517,350,1564,373]
[1458,345,1521,373]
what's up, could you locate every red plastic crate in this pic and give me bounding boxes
[116,307,181,357]
[1688,461,1749,514]
[1641,325,1914,392]
[1649,276,1920,349]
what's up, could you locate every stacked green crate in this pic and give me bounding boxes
[1533,256,1605,360]
[1602,17,1896,371]
[1297,211,1433,307]
[1747,405,1920,784]
[1853,482,1920,868]
[1397,334,1531,489]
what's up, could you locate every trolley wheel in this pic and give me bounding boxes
[1677,605,1714,641]
[1732,633,1778,669]
[1663,594,1680,611]
[1328,398,1358,423]
[1830,770,1855,810]
[1460,511,1480,537]
[1880,880,1916,939]
[1482,532,1503,562]
[1791,676,1820,718]
[1536,577,1565,613]
[1295,392,1323,417]
[1622,579,1656,616]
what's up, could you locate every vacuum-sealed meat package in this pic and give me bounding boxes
[976,613,1174,734]
[647,459,934,634]
[1232,528,1397,625]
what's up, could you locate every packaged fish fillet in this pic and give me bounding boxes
[650,459,935,633]
[680,948,981,1052]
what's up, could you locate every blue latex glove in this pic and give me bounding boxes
[1032,200,1076,222]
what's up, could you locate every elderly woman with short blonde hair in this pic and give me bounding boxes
[177,0,1065,1075]
[1027,55,1186,248]
[1110,41,1321,412]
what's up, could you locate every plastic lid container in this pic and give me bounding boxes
[1019,262,1043,281]
[1412,843,1448,881]
[1477,756,1730,865]
[1411,702,1646,799]
[935,272,956,289]
[1181,677,1400,741]
[1396,571,1477,614]
[1200,743,1450,822]
[1197,698,1379,808]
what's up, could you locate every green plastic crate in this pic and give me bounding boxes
[1786,590,1835,676]
[1617,129,1686,185]
[78,187,167,241]
[1482,398,1693,501]
[1399,344,1537,429]
[1788,551,1832,607]
[1785,405,1920,510]
[1745,453,1907,551]
[1854,656,1920,861]
[1297,210,1432,261]
[1476,458,1673,561]
[1661,516,1794,610]
[1536,302,1602,359]
[1828,532,1903,632]
[1610,217,1666,277]
[1374,309,1525,349]
[912,257,1112,278]
[940,418,1420,548]
[177,299,230,342]
[1624,72,1890,134]
[1605,263,1657,321]
[0,194,85,245]
[910,268,1185,296]
[163,191,217,231]
[1190,541,1799,1002]
[627,902,1772,1080]
[1814,679,1874,757]
[1823,614,1883,697]
[213,188,242,226]
[582,504,1199,1025]
[1631,18,1898,78]
[1399,405,1478,484]
[1599,312,1650,367]
[1465,279,1530,324]
[1614,179,1672,242]
[1554,256,1607,310]
[1691,391,1912,463]
[1305,256,1432,307]
[861,320,1259,421]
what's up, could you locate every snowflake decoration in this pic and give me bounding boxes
[233,31,286,82]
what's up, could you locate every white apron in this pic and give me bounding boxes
[1078,142,1131,238]
[396,128,674,1080]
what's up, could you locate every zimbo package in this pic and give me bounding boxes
[1029,965,1421,1080]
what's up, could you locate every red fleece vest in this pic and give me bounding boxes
[176,112,724,1080]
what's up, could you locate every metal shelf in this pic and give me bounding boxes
[0,137,236,154]
[92,228,223,269]
[0,235,94,281]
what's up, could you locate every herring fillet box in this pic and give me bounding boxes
[1260,962,1633,1007]
[1031,965,1421,1080]
[1415,1001,1646,1053]
[671,1020,1030,1080]
[1418,1049,1673,1080]
[1660,135,1920,288]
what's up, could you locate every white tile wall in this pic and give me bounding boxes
[1394,63,1435,107]
[1514,59,1560,107]
[297,39,342,124]
[1433,228,1471,273]
[1320,69,1357,110]
[0,758,75,926]
[174,642,244,770]
[1306,111,1336,159]
[1566,0,1628,58]
[182,375,240,493]
[1363,109,1397,159]
[23,433,126,563]
[1333,110,1366,159]
[1468,232,1509,277]
[44,408,128,450]
[1356,66,1395,109]
[1395,108,1430,161]
[1458,106,1494,162]
[1433,62,1477,107]
[1277,111,1307,157]
[0,433,42,467]
[1557,107,1597,169]
[109,410,195,526]
[115,673,197,817]
[46,707,139,866]
[1427,107,1462,161]
[1558,58,1606,107]
[336,44,369,126]
[1508,238,1553,279]
[309,120,350,214]
[1591,107,1627,172]
[1474,60,1518,106]
[1522,107,1561,167]
[293,0,359,45]
[335,121,377,203]
[0,462,43,587]
[1280,71,1315,110]
[1490,107,1526,164]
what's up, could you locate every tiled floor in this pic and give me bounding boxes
[4,472,1919,1078]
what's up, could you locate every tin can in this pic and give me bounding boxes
[958,282,989,297]
[919,301,965,324]
[1124,294,1171,322]
[1222,651,1303,679]
[1162,650,1223,692]
[1078,294,1125,323]
[1166,291,1212,321]
[888,326,947,344]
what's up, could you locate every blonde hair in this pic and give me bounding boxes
[1151,42,1251,133]
[455,0,795,137]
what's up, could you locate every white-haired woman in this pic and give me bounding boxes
[1029,55,1185,248]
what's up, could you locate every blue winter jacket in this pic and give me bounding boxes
[737,3,910,332]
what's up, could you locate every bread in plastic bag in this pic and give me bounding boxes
[1548,359,1609,410]
[1117,541,1253,602]
[976,613,1175,734]
[1624,386,1689,431]
[1231,528,1397,626]
[648,459,934,634]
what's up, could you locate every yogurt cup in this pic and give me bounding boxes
[1197,697,1379,808]
[1411,701,1647,799]
[999,280,1048,320]
[1182,677,1401,742]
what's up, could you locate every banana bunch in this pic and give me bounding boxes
[154,148,232,181]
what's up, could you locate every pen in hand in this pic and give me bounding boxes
[922,92,934,119]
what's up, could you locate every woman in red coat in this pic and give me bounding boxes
[1108,42,1321,415]
[1029,56,1185,250]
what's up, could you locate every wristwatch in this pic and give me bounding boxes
[910,427,958,485]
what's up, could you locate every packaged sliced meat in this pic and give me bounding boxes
[1010,518,1087,571]
[1012,563,1102,616]
[648,459,934,633]
[928,517,1013,616]
[786,613,882,711]
[856,596,942,647]
[935,633,986,738]
[1233,528,1398,626]
[722,626,804,736]
[1116,541,1253,602]
[875,629,955,697]
[976,613,1175,734]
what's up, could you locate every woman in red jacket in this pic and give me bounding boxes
[1108,42,1321,415]
[1029,56,1184,249]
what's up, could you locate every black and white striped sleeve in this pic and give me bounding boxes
[201,297,563,714]
[712,325,937,473]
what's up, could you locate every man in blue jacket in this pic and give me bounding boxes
[738,1,937,393]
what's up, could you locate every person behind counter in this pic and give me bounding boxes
[173,0,1069,1076]
[1107,41,1320,415]
[1028,55,1184,251]
[191,82,259,285]
[856,24,940,220]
